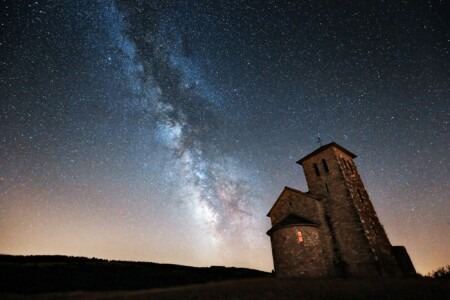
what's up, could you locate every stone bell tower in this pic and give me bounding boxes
[267,142,413,278]
[297,142,402,277]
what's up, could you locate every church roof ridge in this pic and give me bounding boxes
[266,214,320,236]
[283,186,320,199]
[266,186,320,217]
[296,142,357,165]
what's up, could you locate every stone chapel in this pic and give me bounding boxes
[267,142,416,278]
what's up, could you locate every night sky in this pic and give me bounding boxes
[0,1,448,275]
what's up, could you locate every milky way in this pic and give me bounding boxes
[103,1,263,252]
[0,1,448,273]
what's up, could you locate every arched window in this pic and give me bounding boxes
[313,163,320,177]
[322,159,329,173]
[297,230,304,243]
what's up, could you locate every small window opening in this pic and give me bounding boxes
[297,230,304,243]
[313,163,320,177]
[370,220,378,235]
[357,189,364,202]
[348,161,354,173]
[345,160,350,170]
[325,183,329,194]
[322,159,329,173]
[341,158,347,170]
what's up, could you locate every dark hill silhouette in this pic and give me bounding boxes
[0,254,268,294]
[2,255,449,299]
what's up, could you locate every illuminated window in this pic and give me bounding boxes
[313,163,320,176]
[297,230,304,243]
[322,159,329,173]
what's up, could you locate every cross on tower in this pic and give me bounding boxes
[316,135,323,147]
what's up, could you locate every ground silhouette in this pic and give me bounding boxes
[1,255,449,299]
[0,254,267,294]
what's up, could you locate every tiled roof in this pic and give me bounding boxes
[266,214,319,236]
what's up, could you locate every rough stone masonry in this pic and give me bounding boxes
[267,142,416,278]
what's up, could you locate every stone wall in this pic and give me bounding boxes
[331,147,403,277]
[300,146,400,277]
[269,188,322,226]
[270,225,331,278]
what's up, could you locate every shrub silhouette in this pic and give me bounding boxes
[429,265,450,279]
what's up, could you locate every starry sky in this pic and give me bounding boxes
[0,1,448,274]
